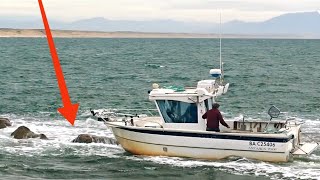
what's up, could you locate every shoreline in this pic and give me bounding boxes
[0,28,316,39]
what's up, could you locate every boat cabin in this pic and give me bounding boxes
[149,79,228,131]
[148,80,288,133]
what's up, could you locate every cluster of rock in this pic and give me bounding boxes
[0,117,118,145]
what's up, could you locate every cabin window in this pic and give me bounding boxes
[156,100,198,123]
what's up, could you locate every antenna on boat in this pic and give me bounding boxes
[219,12,222,82]
[209,11,230,96]
[209,12,224,84]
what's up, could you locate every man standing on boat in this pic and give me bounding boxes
[202,103,230,132]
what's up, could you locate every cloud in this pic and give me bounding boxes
[167,0,320,12]
[0,0,319,22]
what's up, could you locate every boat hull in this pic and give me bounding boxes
[109,125,293,162]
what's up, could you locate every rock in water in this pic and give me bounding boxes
[72,134,118,145]
[0,118,12,129]
[39,134,49,140]
[72,134,93,143]
[11,126,48,139]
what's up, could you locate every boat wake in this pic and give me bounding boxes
[128,155,320,180]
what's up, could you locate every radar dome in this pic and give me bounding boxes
[209,69,221,78]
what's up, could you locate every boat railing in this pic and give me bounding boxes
[111,108,158,117]
[91,108,159,118]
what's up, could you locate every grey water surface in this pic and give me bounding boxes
[0,38,319,179]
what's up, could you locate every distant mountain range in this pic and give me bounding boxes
[1,11,320,37]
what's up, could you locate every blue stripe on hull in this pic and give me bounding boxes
[115,135,286,154]
[118,127,291,142]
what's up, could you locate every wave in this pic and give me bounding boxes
[0,113,319,179]
[125,155,320,180]
[0,114,122,157]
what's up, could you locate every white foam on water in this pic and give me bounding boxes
[0,114,124,158]
[125,156,320,179]
[1,113,319,179]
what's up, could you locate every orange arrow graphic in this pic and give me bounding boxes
[38,0,79,125]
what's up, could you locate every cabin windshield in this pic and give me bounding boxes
[156,100,198,123]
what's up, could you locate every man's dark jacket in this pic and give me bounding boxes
[202,109,229,129]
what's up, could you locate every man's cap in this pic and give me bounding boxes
[212,103,220,108]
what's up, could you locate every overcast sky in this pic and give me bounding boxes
[1,0,320,22]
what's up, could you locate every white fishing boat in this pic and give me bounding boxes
[92,69,318,162]
[92,19,318,161]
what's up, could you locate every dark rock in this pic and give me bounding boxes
[0,118,12,129]
[11,126,48,140]
[72,134,118,145]
[72,134,93,143]
[39,133,49,140]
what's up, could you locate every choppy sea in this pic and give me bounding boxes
[0,38,320,179]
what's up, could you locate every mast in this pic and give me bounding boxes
[219,13,223,81]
